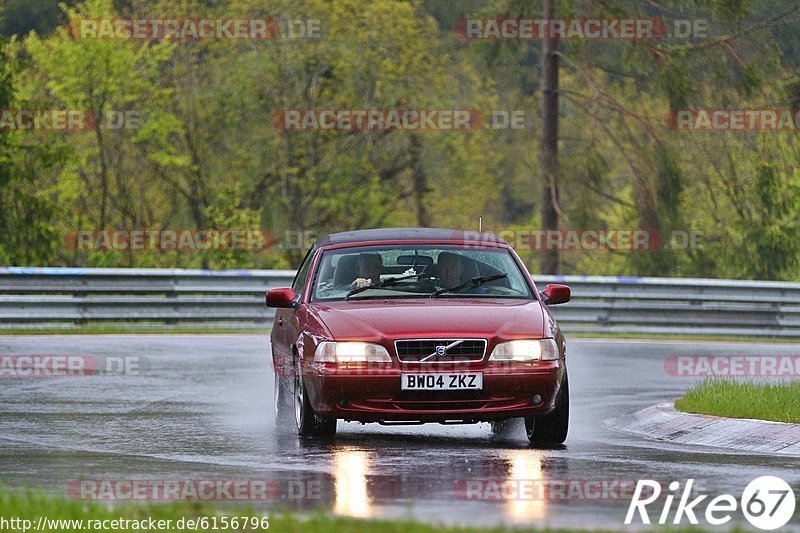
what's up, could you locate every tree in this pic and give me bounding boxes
[539,0,560,274]
[462,0,796,277]
[23,0,175,266]
[223,0,502,262]
[0,38,65,265]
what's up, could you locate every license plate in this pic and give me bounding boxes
[401,372,483,390]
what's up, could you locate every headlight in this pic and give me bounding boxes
[314,341,392,363]
[489,339,559,362]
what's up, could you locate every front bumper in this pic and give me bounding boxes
[302,360,565,423]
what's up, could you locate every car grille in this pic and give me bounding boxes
[394,339,486,363]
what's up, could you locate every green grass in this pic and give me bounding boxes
[0,490,722,533]
[675,379,800,423]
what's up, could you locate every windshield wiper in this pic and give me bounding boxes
[430,273,508,298]
[344,273,421,300]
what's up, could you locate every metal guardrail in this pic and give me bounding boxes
[2,267,800,337]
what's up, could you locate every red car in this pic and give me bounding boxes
[267,228,571,444]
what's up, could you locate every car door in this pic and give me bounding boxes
[272,248,315,378]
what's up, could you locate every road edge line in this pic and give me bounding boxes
[606,401,800,456]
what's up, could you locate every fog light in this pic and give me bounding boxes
[531,394,543,405]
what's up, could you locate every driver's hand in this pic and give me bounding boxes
[351,277,372,288]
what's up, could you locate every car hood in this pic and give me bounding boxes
[309,298,545,341]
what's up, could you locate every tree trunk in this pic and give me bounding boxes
[409,134,431,227]
[540,0,560,274]
[95,124,109,231]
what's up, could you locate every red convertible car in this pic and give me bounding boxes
[267,228,571,444]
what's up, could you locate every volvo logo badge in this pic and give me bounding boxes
[435,345,447,356]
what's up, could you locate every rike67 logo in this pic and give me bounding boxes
[625,477,796,530]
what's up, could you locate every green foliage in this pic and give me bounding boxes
[201,183,265,269]
[736,155,800,279]
[0,39,65,265]
[1,0,799,280]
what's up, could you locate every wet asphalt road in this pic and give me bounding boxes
[0,335,798,530]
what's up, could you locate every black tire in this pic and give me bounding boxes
[273,366,294,434]
[525,373,569,445]
[294,360,337,438]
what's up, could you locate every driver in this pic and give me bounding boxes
[351,254,383,289]
[437,252,465,287]
[437,252,485,294]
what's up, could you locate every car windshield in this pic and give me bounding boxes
[311,245,532,301]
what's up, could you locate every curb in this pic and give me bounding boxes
[607,401,800,456]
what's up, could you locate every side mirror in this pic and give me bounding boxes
[266,288,298,308]
[541,284,570,305]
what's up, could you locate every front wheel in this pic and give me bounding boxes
[525,373,569,445]
[294,361,337,438]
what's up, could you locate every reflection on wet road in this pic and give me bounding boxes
[0,335,798,529]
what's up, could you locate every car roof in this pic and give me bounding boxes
[311,227,510,249]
